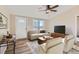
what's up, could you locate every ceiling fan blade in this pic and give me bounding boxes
[51,5,59,9]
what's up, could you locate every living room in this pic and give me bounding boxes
[0,5,79,54]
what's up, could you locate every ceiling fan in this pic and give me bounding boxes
[40,5,59,14]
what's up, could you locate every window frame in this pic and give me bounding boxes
[33,19,44,30]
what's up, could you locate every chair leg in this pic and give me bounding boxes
[13,41,16,54]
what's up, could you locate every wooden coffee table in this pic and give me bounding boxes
[38,36,53,44]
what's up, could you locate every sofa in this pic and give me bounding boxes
[37,34,74,54]
[38,37,65,54]
[27,31,49,41]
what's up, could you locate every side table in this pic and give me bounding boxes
[6,34,16,54]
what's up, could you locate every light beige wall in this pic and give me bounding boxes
[44,19,50,32]
[10,14,16,34]
[49,6,79,38]
[77,16,79,36]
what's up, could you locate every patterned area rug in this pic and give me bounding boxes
[68,49,79,54]
[73,41,79,51]
[68,41,79,54]
[27,41,39,54]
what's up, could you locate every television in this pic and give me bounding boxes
[54,25,65,34]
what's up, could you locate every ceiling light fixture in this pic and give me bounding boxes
[39,5,59,14]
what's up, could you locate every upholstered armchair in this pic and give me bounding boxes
[50,33,75,53]
[39,35,74,54]
[38,37,65,54]
[63,35,74,53]
[46,37,65,54]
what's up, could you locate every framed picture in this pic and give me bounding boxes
[0,13,8,29]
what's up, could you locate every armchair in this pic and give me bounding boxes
[63,35,74,53]
[38,37,65,54]
[46,37,65,54]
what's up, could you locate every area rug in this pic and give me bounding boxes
[26,41,39,54]
[73,42,79,51]
[73,45,79,50]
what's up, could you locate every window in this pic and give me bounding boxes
[15,16,27,39]
[40,20,44,28]
[34,19,39,28]
[33,19,44,30]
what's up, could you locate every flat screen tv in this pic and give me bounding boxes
[54,25,65,34]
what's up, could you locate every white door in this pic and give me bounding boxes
[15,16,27,39]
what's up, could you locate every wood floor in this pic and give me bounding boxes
[5,39,79,54]
[5,39,32,54]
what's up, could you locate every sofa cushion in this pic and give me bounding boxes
[46,37,65,49]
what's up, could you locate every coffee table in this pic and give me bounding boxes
[38,36,53,44]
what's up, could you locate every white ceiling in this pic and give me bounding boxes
[4,5,76,19]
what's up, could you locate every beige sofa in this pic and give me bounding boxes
[38,37,65,54]
[27,31,49,41]
[38,35,74,54]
